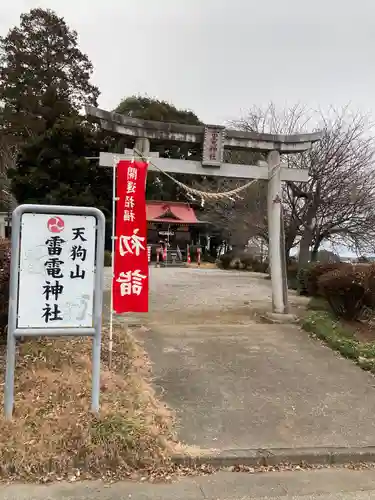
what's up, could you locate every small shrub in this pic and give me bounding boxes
[0,238,11,341]
[252,260,268,273]
[217,251,267,272]
[237,253,266,272]
[318,267,367,320]
[287,262,299,290]
[297,264,314,296]
[362,263,375,309]
[358,255,370,263]
[241,254,257,270]
[104,250,112,267]
[307,296,331,312]
[217,251,234,270]
[203,254,216,264]
[231,257,242,269]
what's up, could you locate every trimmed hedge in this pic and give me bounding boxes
[296,262,350,297]
[217,251,268,272]
[294,261,375,321]
[318,267,367,320]
[307,262,349,297]
[297,262,375,321]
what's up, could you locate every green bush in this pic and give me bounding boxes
[318,267,367,320]
[0,238,10,341]
[104,250,112,267]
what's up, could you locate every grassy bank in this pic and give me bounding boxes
[0,326,175,482]
[301,304,375,373]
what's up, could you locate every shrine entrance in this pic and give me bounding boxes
[84,107,375,460]
[86,104,322,315]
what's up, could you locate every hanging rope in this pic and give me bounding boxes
[133,148,280,205]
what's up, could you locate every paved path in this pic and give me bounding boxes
[105,267,375,451]
[3,468,375,499]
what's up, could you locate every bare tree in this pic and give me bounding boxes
[193,140,269,249]
[194,104,309,250]
[234,103,375,264]
[195,175,268,248]
[233,102,310,135]
[286,108,375,262]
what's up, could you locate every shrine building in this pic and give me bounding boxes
[146,200,209,250]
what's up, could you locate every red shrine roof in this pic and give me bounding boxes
[146,201,199,224]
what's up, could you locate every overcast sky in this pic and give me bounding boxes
[1,0,375,125]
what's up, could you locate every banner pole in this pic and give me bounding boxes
[109,155,118,370]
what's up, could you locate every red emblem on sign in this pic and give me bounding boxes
[47,216,65,233]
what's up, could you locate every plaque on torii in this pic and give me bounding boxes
[86,105,322,316]
[202,125,225,167]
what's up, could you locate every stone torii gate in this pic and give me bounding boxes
[86,105,322,315]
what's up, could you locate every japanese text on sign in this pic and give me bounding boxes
[113,160,149,313]
[202,126,224,166]
[123,166,138,221]
[17,214,96,328]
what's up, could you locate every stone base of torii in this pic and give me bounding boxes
[86,105,322,315]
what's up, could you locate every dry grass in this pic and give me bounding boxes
[0,326,176,482]
[185,263,217,269]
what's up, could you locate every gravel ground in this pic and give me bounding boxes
[105,266,273,323]
[104,266,306,324]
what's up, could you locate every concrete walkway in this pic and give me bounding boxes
[3,468,375,499]
[105,267,375,452]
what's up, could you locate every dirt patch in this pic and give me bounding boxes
[144,304,272,326]
[186,263,217,269]
[0,327,176,482]
[136,291,309,327]
[343,320,375,343]
[303,296,375,343]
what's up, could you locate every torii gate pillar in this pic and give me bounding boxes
[267,150,284,313]
[86,105,322,314]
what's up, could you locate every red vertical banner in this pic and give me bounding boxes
[113,160,149,313]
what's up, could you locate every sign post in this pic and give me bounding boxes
[4,204,105,420]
